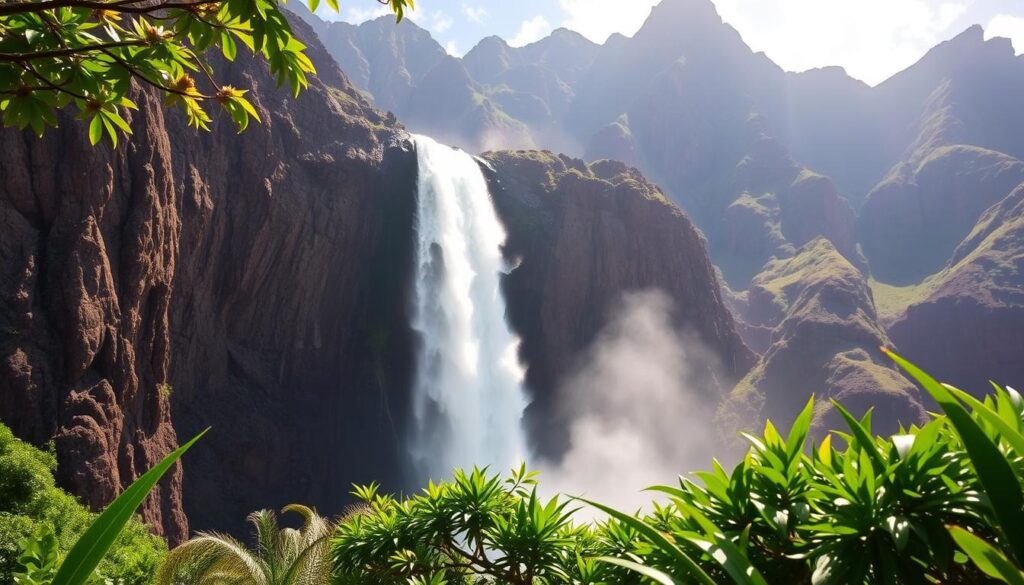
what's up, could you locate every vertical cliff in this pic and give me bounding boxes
[887,182,1024,395]
[0,82,186,542]
[0,15,417,539]
[481,153,754,455]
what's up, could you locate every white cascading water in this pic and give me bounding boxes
[408,134,529,480]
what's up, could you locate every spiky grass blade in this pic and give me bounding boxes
[53,429,208,585]
[581,498,717,585]
[596,556,680,585]
[886,349,1024,565]
[949,527,1024,585]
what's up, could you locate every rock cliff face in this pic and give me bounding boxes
[0,79,186,543]
[859,144,1024,284]
[162,54,419,536]
[482,153,754,454]
[0,16,418,539]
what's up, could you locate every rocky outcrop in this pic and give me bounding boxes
[0,15,417,539]
[482,152,754,455]
[722,239,925,435]
[0,82,186,543]
[712,129,859,287]
[888,182,1024,395]
[859,145,1024,284]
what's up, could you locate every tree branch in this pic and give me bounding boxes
[23,60,88,99]
[0,39,147,61]
[100,47,213,99]
[0,0,222,17]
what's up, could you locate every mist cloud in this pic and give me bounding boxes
[538,290,727,511]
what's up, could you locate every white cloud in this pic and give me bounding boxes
[711,0,971,85]
[427,10,453,34]
[986,14,1024,54]
[559,0,658,43]
[343,4,390,23]
[462,3,488,24]
[444,39,462,57]
[509,15,553,47]
[555,0,988,85]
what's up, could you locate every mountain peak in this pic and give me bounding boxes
[630,0,742,54]
[908,22,1018,74]
[953,24,985,43]
[477,34,509,48]
[650,0,724,26]
[548,27,596,46]
[942,23,1015,56]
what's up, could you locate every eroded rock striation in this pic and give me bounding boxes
[0,78,186,543]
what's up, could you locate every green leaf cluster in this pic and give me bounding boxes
[886,350,1024,584]
[331,465,638,584]
[0,0,414,144]
[0,423,167,585]
[331,353,1024,584]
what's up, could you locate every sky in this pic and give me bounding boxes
[320,0,1024,86]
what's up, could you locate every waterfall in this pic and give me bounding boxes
[408,134,529,480]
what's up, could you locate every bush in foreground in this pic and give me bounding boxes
[156,505,335,585]
[330,354,1023,584]
[0,424,167,585]
[27,352,1013,584]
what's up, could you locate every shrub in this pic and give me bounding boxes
[0,424,167,585]
[587,352,1022,584]
[332,353,1023,584]
[331,466,638,584]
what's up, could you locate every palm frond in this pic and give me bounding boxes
[247,509,280,582]
[280,533,335,585]
[156,533,267,585]
[160,505,336,585]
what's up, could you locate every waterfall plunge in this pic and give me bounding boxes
[409,134,529,481]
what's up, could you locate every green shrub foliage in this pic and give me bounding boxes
[0,424,166,585]
[331,354,1023,584]
[331,466,643,584]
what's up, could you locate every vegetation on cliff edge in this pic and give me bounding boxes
[0,424,166,585]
